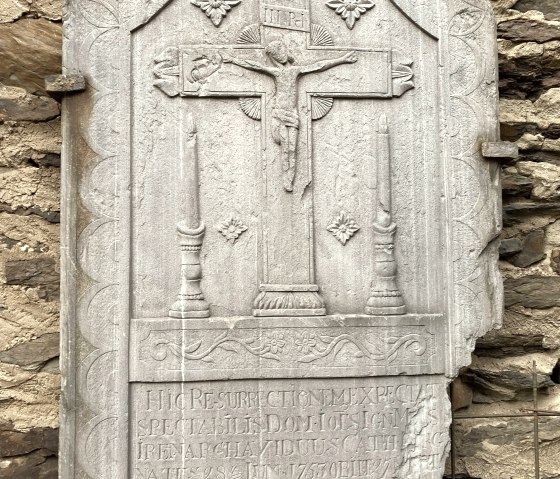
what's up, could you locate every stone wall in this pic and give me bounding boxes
[0,1,62,477]
[0,1,558,477]
[449,2,560,478]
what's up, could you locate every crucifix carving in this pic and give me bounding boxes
[222,42,357,191]
[154,8,414,318]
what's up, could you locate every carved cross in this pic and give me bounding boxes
[155,6,414,318]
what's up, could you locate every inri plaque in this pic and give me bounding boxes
[60,0,503,477]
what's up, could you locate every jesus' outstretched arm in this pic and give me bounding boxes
[221,52,277,77]
[299,51,358,75]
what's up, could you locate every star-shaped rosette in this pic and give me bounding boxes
[327,211,360,245]
[325,0,375,29]
[217,216,248,243]
[191,0,241,26]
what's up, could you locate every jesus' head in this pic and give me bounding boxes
[265,40,295,66]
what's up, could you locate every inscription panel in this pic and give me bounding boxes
[131,377,449,479]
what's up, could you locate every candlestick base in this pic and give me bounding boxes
[252,284,326,317]
[168,222,210,319]
[169,297,210,318]
[365,221,406,316]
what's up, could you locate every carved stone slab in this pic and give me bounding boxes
[131,377,449,479]
[60,0,503,477]
[130,314,444,381]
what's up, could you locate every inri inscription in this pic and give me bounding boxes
[61,0,503,477]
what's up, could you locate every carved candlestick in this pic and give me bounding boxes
[365,115,406,315]
[169,112,210,319]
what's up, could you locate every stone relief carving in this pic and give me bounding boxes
[152,20,416,317]
[217,216,248,243]
[221,42,358,192]
[310,97,334,120]
[253,285,326,317]
[63,0,501,476]
[147,327,432,366]
[327,211,360,245]
[168,114,210,319]
[365,115,406,315]
[152,330,286,362]
[310,24,334,46]
[326,0,375,29]
[237,24,261,44]
[296,332,426,364]
[191,0,241,26]
[392,56,415,97]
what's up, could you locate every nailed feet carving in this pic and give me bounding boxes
[217,216,248,243]
[191,0,241,26]
[326,0,375,30]
[327,211,360,245]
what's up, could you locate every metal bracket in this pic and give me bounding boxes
[482,141,519,163]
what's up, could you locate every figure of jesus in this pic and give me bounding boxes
[222,41,358,192]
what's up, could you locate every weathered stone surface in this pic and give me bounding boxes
[0,0,27,22]
[0,166,60,221]
[0,119,61,169]
[501,170,532,197]
[498,39,560,100]
[0,211,58,252]
[453,409,560,478]
[504,275,560,308]
[503,201,560,226]
[498,12,560,43]
[0,332,59,369]
[475,331,550,357]
[551,248,560,274]
[44,74,86,93]
[0,19,62,94]
[515,0,560,21]
[482,141,518,160]
[466,355,557,402]
[0,0,62,21]
[0,85,59,121]
[510,229,546,267]
[500,88,560,135]
[451,377,473,411]
[0,421,58,457]
[499,237,523,256]
[517,160,560,199]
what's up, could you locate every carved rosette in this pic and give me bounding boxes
[191,0,241,26]
[325,0,375,29]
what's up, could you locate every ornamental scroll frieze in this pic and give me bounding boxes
[136,321,439,372]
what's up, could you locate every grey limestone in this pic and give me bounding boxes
[60,0,503,477]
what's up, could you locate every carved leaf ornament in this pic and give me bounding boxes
[217,216,248,243]
[151,330,285,362]
[191,0,241,26]
[327,211,360,244]
[150,331,427,365]
[325,0,375,30]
